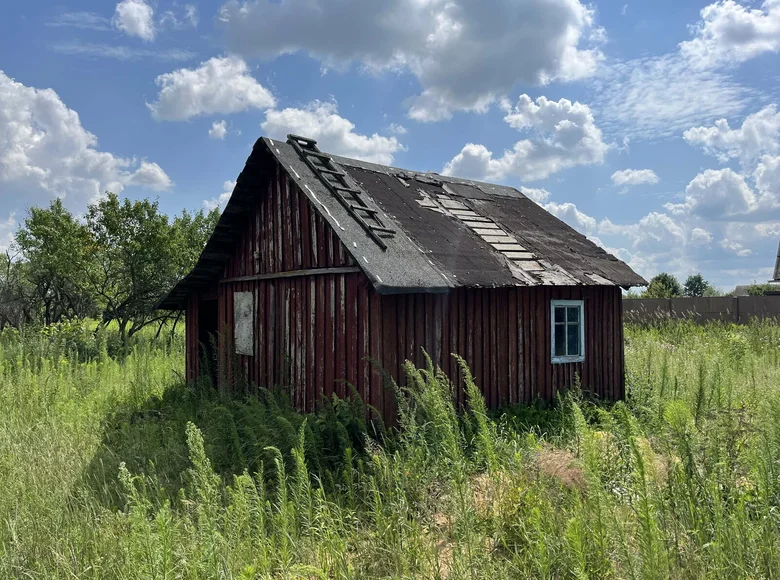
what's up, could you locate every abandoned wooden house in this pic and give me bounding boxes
[158,134,646,421]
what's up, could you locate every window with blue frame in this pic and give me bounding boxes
[551,300,584,363]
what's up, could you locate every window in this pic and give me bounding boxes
[551,300,584,363]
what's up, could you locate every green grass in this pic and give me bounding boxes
[0,319,779,578]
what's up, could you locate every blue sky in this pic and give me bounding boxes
[2,0,780,289]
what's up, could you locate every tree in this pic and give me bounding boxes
[683,274,711,297]
[15,199,96,324]
[83,194,179,342]
[644,273,682,298]
[0,250,36,329]
[11,194,215,339]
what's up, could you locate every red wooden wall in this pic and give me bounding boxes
[185,161,626,421]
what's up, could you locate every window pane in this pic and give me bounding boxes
[554,306,565,323]
[567,306,579,323]
[567,323,580,356]
[554,323,566,356]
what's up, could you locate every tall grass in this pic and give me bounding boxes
[0,319,778,578]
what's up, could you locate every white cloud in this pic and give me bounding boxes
[666,168,757,219]
[209,120,228,140]
[593,53,754,140]
[544,201,597,233]
[262,101,404,165]
[0,70,171,203]
[680,0,780,67]
[203,180,236,211]
[683,105,780,165]
[46,12,112,31]
[148,56,276,121]
[387,123,407,135]
[113,0,155,41]
[754,154,780,204]
[611,168,659,187]
[690,227,714,244]
[185,5,199,26]
[160,4,199,29]
[219,0,604,121]
[521,187,551,203]
[443,95,608,181]
[0,213,16,252]
[51,41,194,62]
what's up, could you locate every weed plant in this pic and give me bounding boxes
[0,319,778,578]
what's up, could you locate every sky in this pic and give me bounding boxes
[2,0,780,290]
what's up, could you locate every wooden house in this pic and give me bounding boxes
[158,135,646,420]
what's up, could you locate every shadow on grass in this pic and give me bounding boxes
[82,380,381,510]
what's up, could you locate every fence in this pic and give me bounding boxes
[623,295,780,325]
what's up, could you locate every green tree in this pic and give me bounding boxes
[84,194,178,342]
[683,274,711,297]
[15,199,96,324]
[0,250,36,329]
[643,273,682,298]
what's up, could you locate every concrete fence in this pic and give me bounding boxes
[623,295,780,324]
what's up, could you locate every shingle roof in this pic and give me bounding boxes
[158,136,646,309]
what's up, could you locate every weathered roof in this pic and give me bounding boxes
[159,136,646,309]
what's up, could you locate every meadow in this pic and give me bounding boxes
[0,318,779,579]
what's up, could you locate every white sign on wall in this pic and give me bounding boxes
[233,291,255,356]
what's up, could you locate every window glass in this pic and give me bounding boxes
[567,324,580,356]
[554,306,565,323]
[567,306,579,323]
[555,322,566,356]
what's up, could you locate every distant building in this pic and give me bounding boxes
[159,135,645,421]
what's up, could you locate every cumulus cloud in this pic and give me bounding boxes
[611,168,659,187]
[666,168,757,219]
[690,227,714,244]
[544,201,597,233]
[209,120,228,140]
[680,0,780,67]
[442,95,607,181]
[261,101,404,165]
[148,56,276,121]
[0,70,171,203]
[521,187,551,203]
[683,105,780,165]
[219,0,604,120]
[203,180,236,211]
[113,0,155,41]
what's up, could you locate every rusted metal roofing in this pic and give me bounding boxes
[159,136,646,309]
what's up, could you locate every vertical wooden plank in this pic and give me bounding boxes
[617,287,626,400]
[300,190,311,270]
[508,288,518,405]
[396,293,407,388]
[337,275,347,398]
[405,294,415,381]
[434,294,444,374]
[323,275,334,398]
[458,290,467,405]
[308,277,317,411]
[499,289,510,406]
[382,295,398,425]
[359,277,371,404]
[345,274,358,390]
[369,290,384,419]
[415,293,426,369]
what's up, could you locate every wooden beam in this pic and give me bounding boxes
[220,266,362,284]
